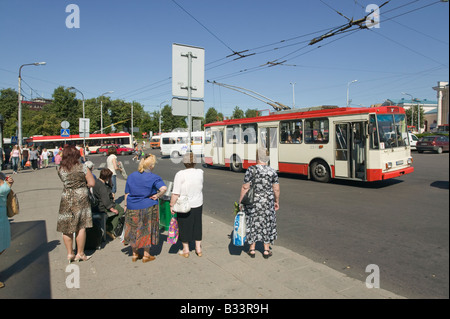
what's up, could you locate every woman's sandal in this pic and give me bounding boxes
[142,255,156,263]
[247,249,256,258]
[74,253,92,262]
[67,254,76,264]
[263,250,273,259]
[132,254,142,262]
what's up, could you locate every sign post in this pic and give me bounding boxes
[172,43,205,152]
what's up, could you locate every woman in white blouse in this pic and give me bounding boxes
[170,152,204,258]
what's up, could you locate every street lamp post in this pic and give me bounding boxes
[346,80,358,107]
[68,87,86,148]
[402,92,418,130]
[100,91,114,134]
[18,62,46,148]
[290,82,296,109]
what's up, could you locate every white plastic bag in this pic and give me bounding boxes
[233,212,247,246]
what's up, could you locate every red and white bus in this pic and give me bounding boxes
[204,105,414,182]
[28,132,133,155]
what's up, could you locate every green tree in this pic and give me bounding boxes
[0,88,19,136]
[205,107,224,124]
[232,106,244,119]
[245,108,259,118]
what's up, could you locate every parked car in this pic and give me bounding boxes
[416,135,449,154]
[97,144,134,156]
[409,133,419,150]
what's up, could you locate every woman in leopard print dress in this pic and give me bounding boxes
[57,145,95,263]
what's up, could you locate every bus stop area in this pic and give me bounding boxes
[0,165,405,300]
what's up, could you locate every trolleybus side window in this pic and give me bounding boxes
[227,125,240,144]
[242,124,257,144]
[305,118,329,144]
[280,120,302,144]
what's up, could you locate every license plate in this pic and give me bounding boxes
[396,160,404,165]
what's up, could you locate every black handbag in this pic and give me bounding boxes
[241,184,254,206]
[88,188,98,207]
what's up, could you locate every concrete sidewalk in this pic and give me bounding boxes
[0,164,405,299]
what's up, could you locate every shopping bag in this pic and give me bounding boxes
[7,189,19,218]
[232,212,246,246]
[167,217,179,244]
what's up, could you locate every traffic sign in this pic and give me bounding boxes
[61,120,70,129]
[11,136,18,144]
[61,129,70,137]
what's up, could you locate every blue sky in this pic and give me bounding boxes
[0,0,448,117]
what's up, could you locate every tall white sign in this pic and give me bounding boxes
[172,43,205,99]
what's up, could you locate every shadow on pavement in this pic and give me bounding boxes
[0,220,58,299]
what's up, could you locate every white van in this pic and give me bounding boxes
[160,131,204,157]
[409,133,419,150]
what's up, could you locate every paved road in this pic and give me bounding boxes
[90,150,449,298]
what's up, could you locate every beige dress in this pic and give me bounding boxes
[57,163,92,234]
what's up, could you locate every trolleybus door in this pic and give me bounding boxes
[258,125,279,171]
[212,129,225,165]
[334,122,367,180]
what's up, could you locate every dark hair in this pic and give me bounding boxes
[107,147,116,156]
[99,168,113,184]
[60,145,80,171]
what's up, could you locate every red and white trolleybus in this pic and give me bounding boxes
[28,132,133,155]
[204,105,414,182]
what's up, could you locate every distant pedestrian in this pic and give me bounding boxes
[29,146,39,170]
[57,145,96,263]
[9,145,21,174]
[0,147,4,171]
[0,172,14,288]
[106,147,121,199]
[170,152,204,258]
[124,154,167,263]
[41,148,50,168]
[54,151,62,166]
[239,147,280,259]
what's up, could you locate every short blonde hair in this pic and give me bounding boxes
[257,147,270,163]
[138,153,156,173]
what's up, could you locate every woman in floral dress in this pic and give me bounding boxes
[239,147,280,259]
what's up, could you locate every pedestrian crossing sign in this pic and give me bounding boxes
[61,129,70,137]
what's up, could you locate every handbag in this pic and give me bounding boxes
[88,188,98,207]
[172,174,191,213]
[240,183,254,206]
[167,217,179,244]
[7,189,19,218]
[173,195,190,213]
[25,161,31,167]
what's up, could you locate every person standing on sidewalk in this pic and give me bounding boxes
[29,146,39,171]
[9,145,21,174]
[0,173,14,288]
[57,145,96,263]
[170,152,204,258]
[124,154,167,263]
[239,147,280,259]
[106,147,121,200]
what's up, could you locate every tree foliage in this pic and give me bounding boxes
[1,86,263,140]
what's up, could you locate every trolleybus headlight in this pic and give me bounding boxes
[386,162,392,169]
[407,158,413,164]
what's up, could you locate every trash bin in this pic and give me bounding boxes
[159,180,173,231]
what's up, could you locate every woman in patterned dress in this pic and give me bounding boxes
[239,147,280,259]
[0,173,13,288]
[57,145,96,263]
[124,154,167,263]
